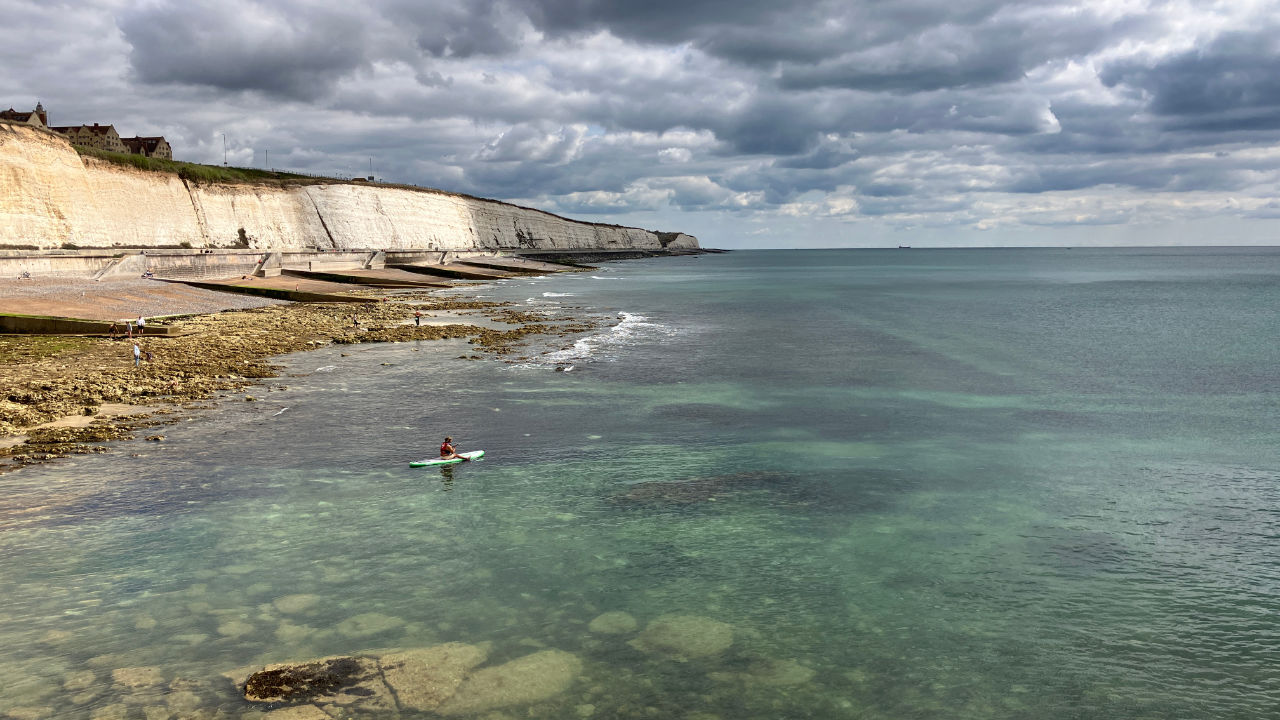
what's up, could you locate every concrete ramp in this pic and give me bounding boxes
[0,277,283,321]
[389,263,516,280]
[456,257,584,274]
[92,253,148,281]
[181,275,373,303]
[514,249,662,265]
[281,268,449,288]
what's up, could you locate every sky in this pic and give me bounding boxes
[3,0,1280,248]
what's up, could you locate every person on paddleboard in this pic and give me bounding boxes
[440,436,470,461]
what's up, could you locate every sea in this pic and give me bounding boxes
[2,247,1278,719]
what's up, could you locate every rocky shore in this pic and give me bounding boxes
[0,287,602,474]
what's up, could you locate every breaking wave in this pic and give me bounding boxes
[535,312,673,366]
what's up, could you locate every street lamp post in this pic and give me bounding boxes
[222,134,227,165]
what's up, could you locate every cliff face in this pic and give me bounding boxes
[0,123,698,252]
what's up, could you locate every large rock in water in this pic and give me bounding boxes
[629,614,734,661]
[435,650,583,716]
[242,656,395,714]
[380,642,489,712]
[244,657,367,703]
[236,643,583,717]
[588,611,638,635]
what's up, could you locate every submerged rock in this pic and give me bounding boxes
[165,689,204,713]
[746,658,815,686]
[5,707,53,720]
[38,630,71,646]
[436,649,582,716]
[611,472,794,506]
[587,611,637,635]
[710,657,815,687]
[237,643,578,717]
[62,670,96,691]
[111,666,165,689]
[217,620,255,638]
[88,704,128,720]
[629,614,733,661]
[274,621,318,645]
[272,594,320,615]
[141,704,171,720]
[336,612,403,638]
[262,707,331,720]
[380,642,488,712]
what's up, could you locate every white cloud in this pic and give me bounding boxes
[658,147,692,164]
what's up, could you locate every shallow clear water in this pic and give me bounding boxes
[2,248,1278,718]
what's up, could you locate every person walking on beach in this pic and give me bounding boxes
[414,310,422,326]
[440,436,470,461]
[132,343,141,368]
[136,316,146,336]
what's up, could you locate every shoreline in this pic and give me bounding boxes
[0,281,605,475]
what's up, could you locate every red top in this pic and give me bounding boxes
[441,442,452,456]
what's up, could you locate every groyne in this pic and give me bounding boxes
[0,122,698,255]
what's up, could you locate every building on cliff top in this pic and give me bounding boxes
[7,102,173,158]
[48,122,128,153]
[121,136,172,159]
[0,102,47,128]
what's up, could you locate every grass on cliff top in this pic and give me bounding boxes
[73,146,321,185]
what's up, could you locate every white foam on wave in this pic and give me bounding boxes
[537,312,673,365]
[543,292,575,297]
[591,276,621,280]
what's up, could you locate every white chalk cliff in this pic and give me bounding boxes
[0,123,698,252]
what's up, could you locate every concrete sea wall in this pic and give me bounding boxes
[0,123,698,253]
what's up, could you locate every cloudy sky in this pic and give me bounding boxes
[4,0,1280,248]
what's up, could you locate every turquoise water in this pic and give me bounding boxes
[2,248,1278,718]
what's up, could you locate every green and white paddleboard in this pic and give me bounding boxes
[409,450,485,467]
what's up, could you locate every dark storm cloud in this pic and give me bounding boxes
[518,0,793,48]
[117,0,525,100]
[518,0,1040,69]
[777,10,1129,93]
[384,0,525,58]
[710,96,826,156]
[776,142,859,171]
[117,1,372,100]
[1101,29,1280,131]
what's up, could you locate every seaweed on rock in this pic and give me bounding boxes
[243,657,366,703]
